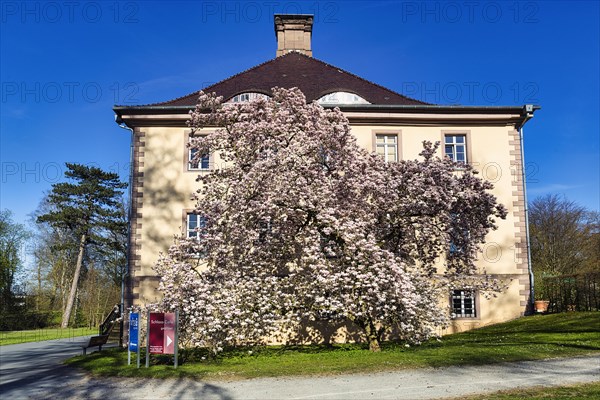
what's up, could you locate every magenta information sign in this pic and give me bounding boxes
[148,312,175,354]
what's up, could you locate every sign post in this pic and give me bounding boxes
[145,310,150,368]
[136,314,141,368]
[128,324,131,366]
[128,312,139,366]
[174,309,179,369]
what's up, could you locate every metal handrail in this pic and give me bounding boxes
[99,304,121,336]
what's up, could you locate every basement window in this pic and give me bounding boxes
[451,289,477,318]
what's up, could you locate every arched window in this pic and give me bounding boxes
[226,92,270,103]
[317,92,370,105]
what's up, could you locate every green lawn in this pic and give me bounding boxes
[455,381,600,399]
[0,327,98,346]
[65,312,600,380]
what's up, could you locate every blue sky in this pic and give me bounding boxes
[1,0,599,232]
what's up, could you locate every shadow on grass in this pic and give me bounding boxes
[0,338,233,400]
[461,312,600,335]
[65,312,600,380]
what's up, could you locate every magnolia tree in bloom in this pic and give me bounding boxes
[154,87,507,353]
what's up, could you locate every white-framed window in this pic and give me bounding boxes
[186,213,207,239]
[188,148,210,170]
[317,92,370,105]
[444,135,467,163]
[226,92,269,103]
[376,134,398,162]
[451,289,476,318]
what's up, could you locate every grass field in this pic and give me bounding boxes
[455,381,600,399]
[0,327,98,346]
[65,312,600,380]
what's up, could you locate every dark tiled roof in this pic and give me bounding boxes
[145,52,429,107]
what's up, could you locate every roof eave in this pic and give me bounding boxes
[114,104,540,128]
[114,104,541,113]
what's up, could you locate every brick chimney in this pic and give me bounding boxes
[274,14,313,57]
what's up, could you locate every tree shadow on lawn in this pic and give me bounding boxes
[471,312,599,335]
[68,349,209,377]
[3,357,234,400]
[181,342,372,362]
[66,313,600,379]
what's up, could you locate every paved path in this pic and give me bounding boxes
[0,336,115,397]
[1,338,598,399]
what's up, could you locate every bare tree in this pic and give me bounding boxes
[0,210,31,317]
[529,194,598,300]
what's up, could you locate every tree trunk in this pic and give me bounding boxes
[61,232,86,328]
[364,320,381,352]
[350,313,383,352]
[36,261,42,311]
[59,257,68,313]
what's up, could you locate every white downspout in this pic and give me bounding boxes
[519,113,535,314]
[117,117,134,345]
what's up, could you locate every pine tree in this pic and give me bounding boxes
[37,163,127,328]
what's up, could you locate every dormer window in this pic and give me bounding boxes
[317,92,370,105]
[226,92,270,103]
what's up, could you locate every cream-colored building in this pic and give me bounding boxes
[114,14,539,336]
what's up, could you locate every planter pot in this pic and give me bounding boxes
[534,300,550,313]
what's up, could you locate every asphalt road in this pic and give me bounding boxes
[0,335,113,395]
[1,338,598,400]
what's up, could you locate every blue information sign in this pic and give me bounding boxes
[129,313,139,352]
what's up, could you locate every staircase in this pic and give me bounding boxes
[99,304,122,345]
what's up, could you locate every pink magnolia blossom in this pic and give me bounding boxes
[154,88,506,353]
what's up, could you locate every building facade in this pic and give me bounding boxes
[114,14,539,336]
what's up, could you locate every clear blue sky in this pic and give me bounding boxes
[2,0,599,234]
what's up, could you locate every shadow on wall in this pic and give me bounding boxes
[133,139,190,305]
[143,146,189,252]
[442,229,531,334]
[280,319,366,346]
